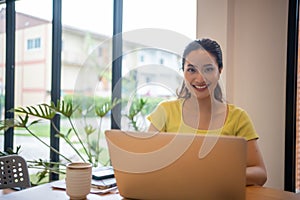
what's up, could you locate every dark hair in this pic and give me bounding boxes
[176,38,224,102]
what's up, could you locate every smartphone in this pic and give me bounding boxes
[92,177,117,189]
[92,166,115,180]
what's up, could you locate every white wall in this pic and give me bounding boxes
[197,0,288,189]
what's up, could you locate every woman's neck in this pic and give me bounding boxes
[182,96,227,130]
[185,96,222,114]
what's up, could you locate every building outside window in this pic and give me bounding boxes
[0,0,196,181]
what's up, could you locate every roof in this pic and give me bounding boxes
[0,8,50,33]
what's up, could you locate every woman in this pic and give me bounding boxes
[147,38,267,186]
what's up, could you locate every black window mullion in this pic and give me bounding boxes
[285,0,299,192]
[50,0,62,181]
[4,0,15,152]
[111,0,123,129]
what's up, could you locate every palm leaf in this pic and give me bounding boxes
[128,98,147,119]
[0,114,33,131]
[29,119,43,126]
[66,128,73,137]
[49,100,78,118]
[84,124,96,136]
[95,98,121,118]
[13,104,56,120]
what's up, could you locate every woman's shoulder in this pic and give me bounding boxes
[158,98,183,107]
[227,104,245,112]
[227,104,251,118]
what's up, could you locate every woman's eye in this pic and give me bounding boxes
[203,67,214,73]
[187,68,196,73]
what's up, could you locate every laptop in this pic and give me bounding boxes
[105,129,247,200]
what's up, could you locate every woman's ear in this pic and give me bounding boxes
[219,68,223,74]
[217,68,223,80]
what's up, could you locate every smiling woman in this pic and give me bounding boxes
[147,38,267,186]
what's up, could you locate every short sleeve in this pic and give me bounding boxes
[235,110,259,141]
[147,102,168,132]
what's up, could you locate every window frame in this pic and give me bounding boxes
[285,0,299,192]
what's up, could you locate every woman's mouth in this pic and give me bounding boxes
[193,83,209,91]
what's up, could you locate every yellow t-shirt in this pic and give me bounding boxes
[147,99,259,141]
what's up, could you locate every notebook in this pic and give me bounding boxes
[105,129,247,200]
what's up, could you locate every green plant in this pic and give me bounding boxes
[0,98,120,184]
[125,98,147,131]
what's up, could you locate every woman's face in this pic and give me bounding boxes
[183,49,221,100]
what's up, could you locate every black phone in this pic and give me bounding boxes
[92,166,115,180]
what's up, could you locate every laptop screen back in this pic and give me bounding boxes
[105,129,247,200]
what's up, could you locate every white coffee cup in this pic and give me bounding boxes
[66,162,92,200]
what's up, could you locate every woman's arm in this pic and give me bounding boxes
[148,123,160,132]
[246,139,267,186]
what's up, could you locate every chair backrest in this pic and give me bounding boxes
[0,155,31,189]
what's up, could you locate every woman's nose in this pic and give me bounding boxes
[194,71,205,82]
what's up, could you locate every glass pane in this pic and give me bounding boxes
[123,0,196,39]
[14,0,52,182]
[62,0,113,167]
[122,0,196,131]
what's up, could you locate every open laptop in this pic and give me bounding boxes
[105,129,247,200]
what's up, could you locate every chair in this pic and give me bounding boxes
[0,155,31,190]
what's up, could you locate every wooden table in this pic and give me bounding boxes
[246,186,300,200]
[1,182,300,200]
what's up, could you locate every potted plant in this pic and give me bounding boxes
[0,98,120,183]
[0,97,148,184]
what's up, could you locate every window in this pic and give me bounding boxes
[159,58,164,65]
[2,0,196,181]
[123,0,196,39]
[140,55,144,62]
[61,0,113,166]
[13,0,52,177]
[122,0,196,131]
[98,47,102,57]
[26,37,41,50]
